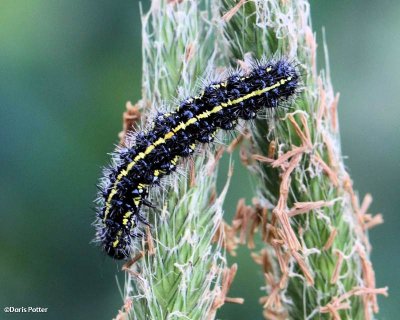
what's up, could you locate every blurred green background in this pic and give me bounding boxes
[0,1,398,319]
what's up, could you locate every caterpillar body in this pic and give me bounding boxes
[95,59,299,260]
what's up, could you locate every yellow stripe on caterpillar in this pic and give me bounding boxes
[103,75,292,221]
[96,59,300,260]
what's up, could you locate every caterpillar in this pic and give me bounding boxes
[94,59,300,260]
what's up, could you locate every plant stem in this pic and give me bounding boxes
[118,1,232,319]
[217,0,387,319]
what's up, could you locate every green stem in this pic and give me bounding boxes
[120,1,230,319]
[217,0,386,319]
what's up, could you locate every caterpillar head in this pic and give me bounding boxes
[97,222,132,260]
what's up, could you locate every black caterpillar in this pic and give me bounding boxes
[94,59,299,259]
